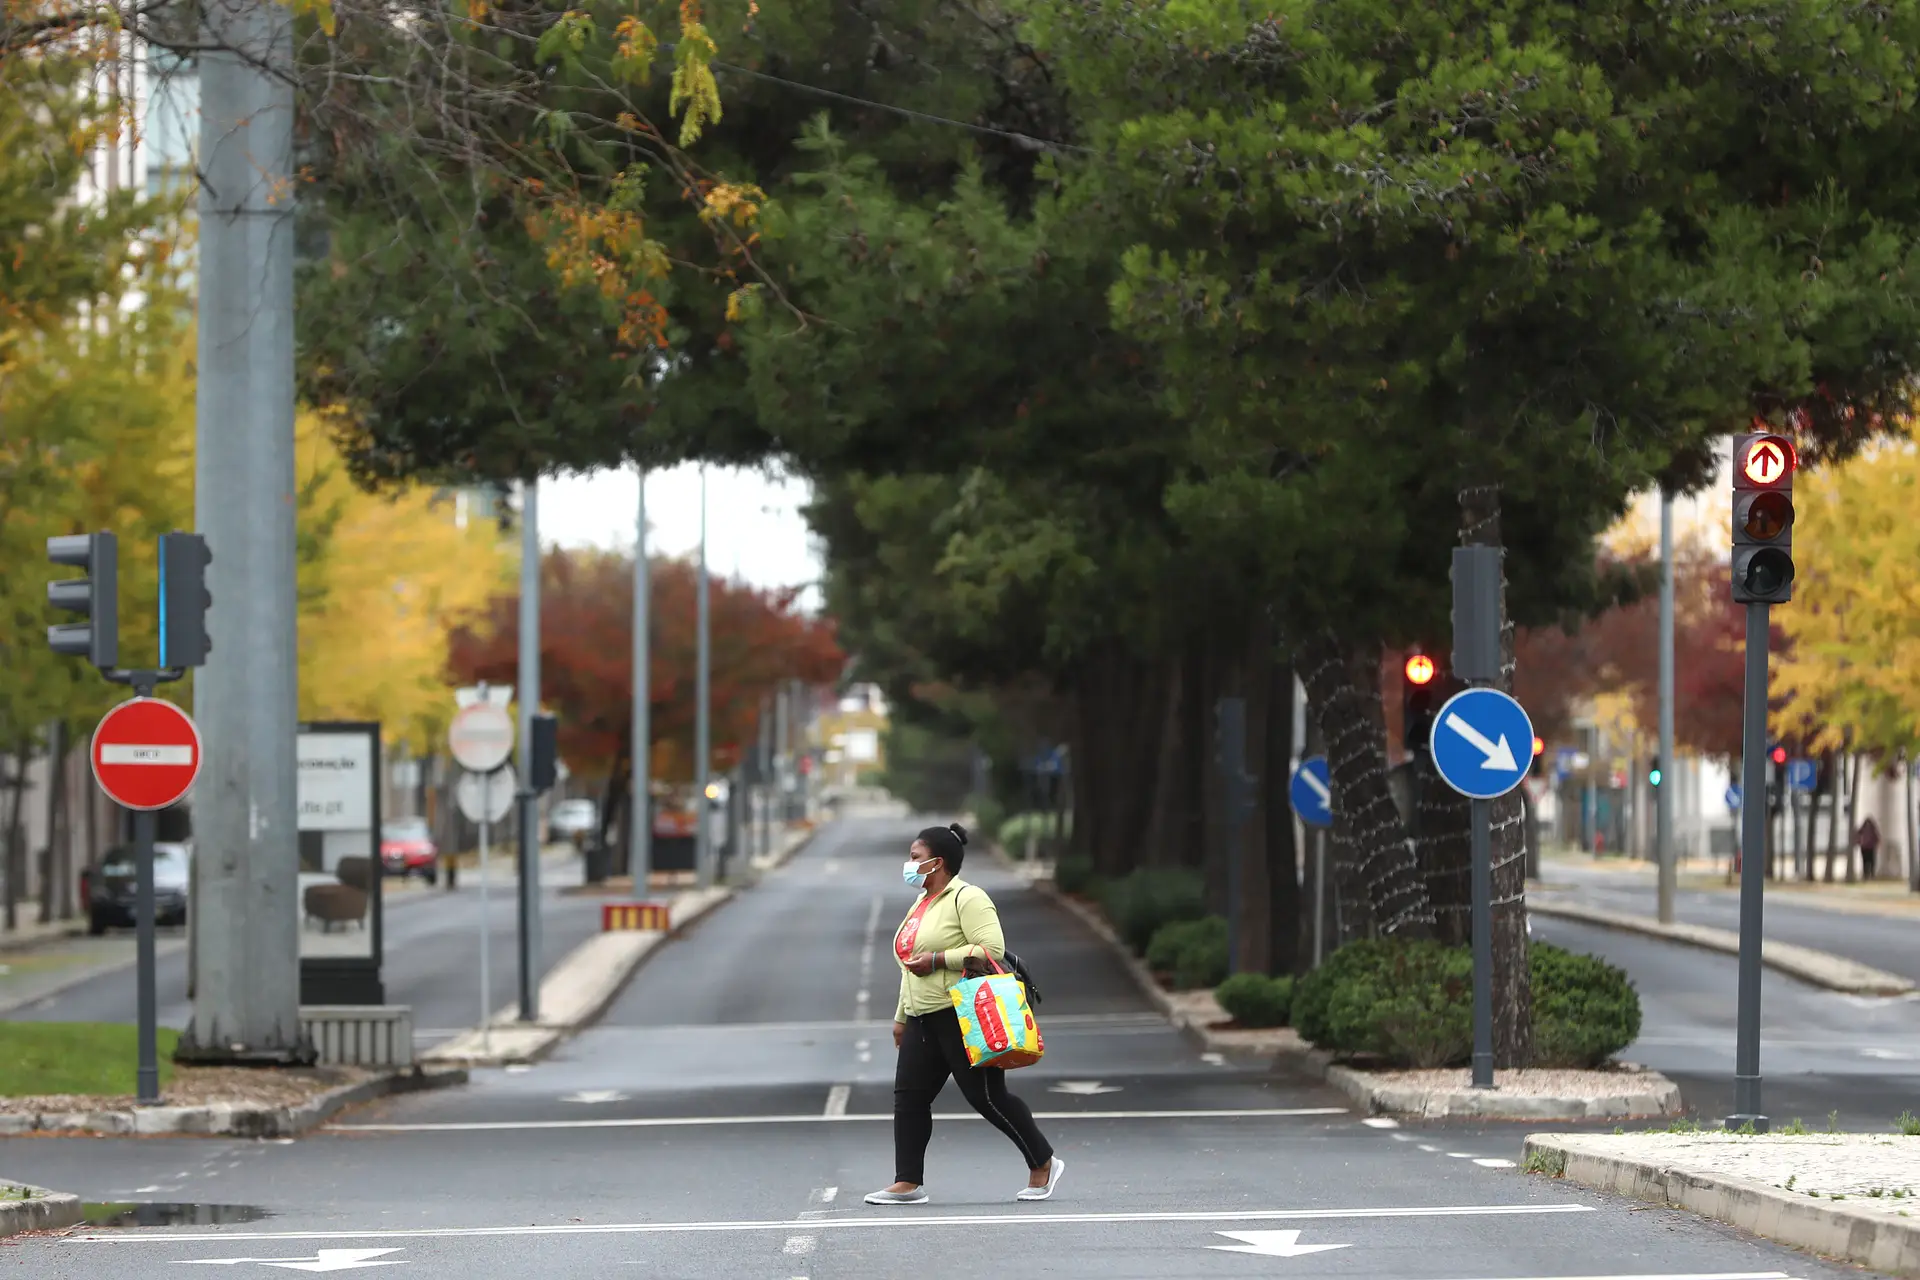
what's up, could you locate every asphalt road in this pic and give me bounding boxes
[0,816,1871,1279]
[1539,857,1920,984]
[3,855,596,1049]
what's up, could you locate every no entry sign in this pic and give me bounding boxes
[91,696,202,811]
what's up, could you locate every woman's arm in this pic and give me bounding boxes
[941,887,1006,969]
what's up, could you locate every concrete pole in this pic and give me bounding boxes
[1658,489,1677,923]
[182,0,302,1064]
[694,468,712,887]
[630,468,651,889]
[515,479,542,1023]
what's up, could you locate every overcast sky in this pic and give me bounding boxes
[537,463,824,610]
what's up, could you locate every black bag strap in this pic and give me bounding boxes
[957,886,1042,1006]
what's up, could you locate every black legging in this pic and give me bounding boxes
[894,1006,1054,1185]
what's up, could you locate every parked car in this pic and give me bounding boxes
[83,842,190,936]
[380,817,439,884]
[549,799,598,844]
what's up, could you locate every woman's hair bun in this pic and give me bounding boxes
[948,822,969,846]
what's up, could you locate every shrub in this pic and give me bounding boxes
[1295,937,1644,1070]
[1053,854,1098,897]
[1100,867,1206,954]
[999,810,1071,854]
[1529,942,1641,1067]
[969,795,1009,845]
[1146,916,1228,990]
[1216,973,1292,1027]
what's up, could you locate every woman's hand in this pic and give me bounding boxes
[904,952,937,977]
[893,1020,906,1049]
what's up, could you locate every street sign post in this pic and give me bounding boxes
[90,696,202,1104]
[457,763,515,1053]
[1289,756,1332,968]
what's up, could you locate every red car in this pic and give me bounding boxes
[380,817,439,884]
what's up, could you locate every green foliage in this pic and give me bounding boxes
[1295,939,1641,1068]
[1146,916,1228,990]
[0,1022,181,1097]
[1899,1111,1920,1137]
[1101,867,1206,954]
[967,794,1008,842]
[1528,943,1642,1069]
[1053,855,1098,897]
[999,811,1070,853]
[1215,973,1293,1028]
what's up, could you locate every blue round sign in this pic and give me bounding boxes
[1428,688,1535,801]
[1289,756,1332,829]
[1725,784,1742,812]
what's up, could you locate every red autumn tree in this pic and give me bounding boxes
[447,548,845,780]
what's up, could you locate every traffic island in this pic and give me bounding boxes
[1525,1130,1920,1276]
[0,1182,84,1236]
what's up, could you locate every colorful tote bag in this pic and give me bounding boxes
[951,956,1045,1070]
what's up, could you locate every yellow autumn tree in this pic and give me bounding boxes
[1774,435,1920,759]
[294,411,512,752]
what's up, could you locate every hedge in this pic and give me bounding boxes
[1145,916,1228,990]
[1215,973,1292,1027]
[1100,868,1207,954]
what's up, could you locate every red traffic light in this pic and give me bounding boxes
[1531,736,1545,757]
[1770,746,1787,765]
[1739,435,1795,488]
[1404,654,1435,686]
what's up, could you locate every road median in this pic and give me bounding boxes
[1525,1130,1920,1276]
[1528,897,1915,997]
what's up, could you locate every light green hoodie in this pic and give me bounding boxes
[891,876,1006,1022]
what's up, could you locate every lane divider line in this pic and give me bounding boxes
[823,1086,850,1118]
[327,1106,1351,1134]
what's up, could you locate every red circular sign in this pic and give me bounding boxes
[91,697,203,811]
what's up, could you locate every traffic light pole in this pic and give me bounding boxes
[1657,490,1677,924]
[1728,601,1771,1132]
[516,479,542,1024]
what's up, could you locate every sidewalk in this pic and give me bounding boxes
[1526,1129,1920,1275]
[1539,848,1920,920]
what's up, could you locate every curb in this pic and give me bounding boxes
[750,824,821,874]
[1529,899,1915,997]
[1027,871,1683,1121]
[0,1183,84,1236]
[422,885,737,1068]
[1523,1134,1920,1276]
[1328,1064,1683,1121]
[0,1065,467,1139]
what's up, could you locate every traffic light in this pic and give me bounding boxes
[1731,432,1796,604]
[1648,757,1663,788]
[1402,650,1440,756]
[1530,736,1546,777]
[157,532,212,669]
[46,532,119,669]
[1770,744,1788,767]
[530,713,559,792]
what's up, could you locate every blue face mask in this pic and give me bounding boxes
[903,858,936,889]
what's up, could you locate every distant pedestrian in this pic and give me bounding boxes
[1858,816,1882,881]
[865,822,1064,1207]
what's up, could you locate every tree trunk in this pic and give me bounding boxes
[1266,654,1303,975]
[1231,623,1276,975]
[1906,754,1918,893]
[56,739,77,921]
[1297,629,1430,940]
[1820,752,1839,883]
[40,721,65,926]
[3,745,27,933]
[1843,752,1862,883]
[1461,483,1533,1070]
[1140,655,1187,870]
[1414,747,1472,946]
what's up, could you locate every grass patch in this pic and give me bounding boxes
[0,1022,180,1097]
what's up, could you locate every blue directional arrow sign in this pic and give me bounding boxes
[1289,756,1332,829]
[1725,784,1742,813]
[1429,688,1535,801]
[1787,758,1817,793]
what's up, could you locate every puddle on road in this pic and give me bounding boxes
[80,1202,274,1229]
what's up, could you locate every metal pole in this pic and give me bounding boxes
[516,479,541,1024]
[184,0,302,1065]
[478,805,491,1056]
[631,468,651,890]
[134,806,159,1103]
[1312,828,1326,968]
[1728,602,1771,1131]
[1470,797,1494,1089]
[1658,490,1677,923]
[694,468,712,888]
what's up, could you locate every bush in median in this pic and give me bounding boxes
[1100,867,1206,954]
[1528,942,1642,1067]
[1146,916,1228,990]
[1214,972,1292,1027]
[1053,854,1098,897]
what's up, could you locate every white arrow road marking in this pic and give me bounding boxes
[176,1249,405,1272]
[1299,769,1330,807]
[1049,1081,1121,1096]
[559,1091,628,1104]
[1444,712,1518,772]
[1208,1230,1349,1258]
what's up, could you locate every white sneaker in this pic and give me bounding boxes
[864,1186,929,1205]
[1016,1157,1065,1202]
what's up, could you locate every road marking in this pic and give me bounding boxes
[1208,1229,1348,1258]
[585,1014,1166,1035]
[823,1085,850,1118]
[781,1236,816,1256]
[1401,1274,1798,1280]
[1049,1081,1121,1096]
[1446,1152,1478,1159]
[1361,1117,1399,1129]
[76,1202,1596,1246]
[856,990,870,1006]
[810,1187,838,1204]
[329,1107,1349,1133]
[1200,1053,1226,1066]
[1473,1158,1517,1169]
[1419,1144,1440,1152]
[858,1050,872,1064]
[560,1091,629,1104]
[174,1248,405,1271]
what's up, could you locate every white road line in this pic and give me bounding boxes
[1418,1144,1441,1153]
[585,1014,1165,1035]
[1409,1274,1796,1280]
[823,1085,850,1118]
[68,1202,1596,1245]
[1361,1117,1399,1129]
[782,1236,816,1256]
[811,1188,838,1204]
[1473,1159,1517,1169]
[329,1107,1350,1134]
